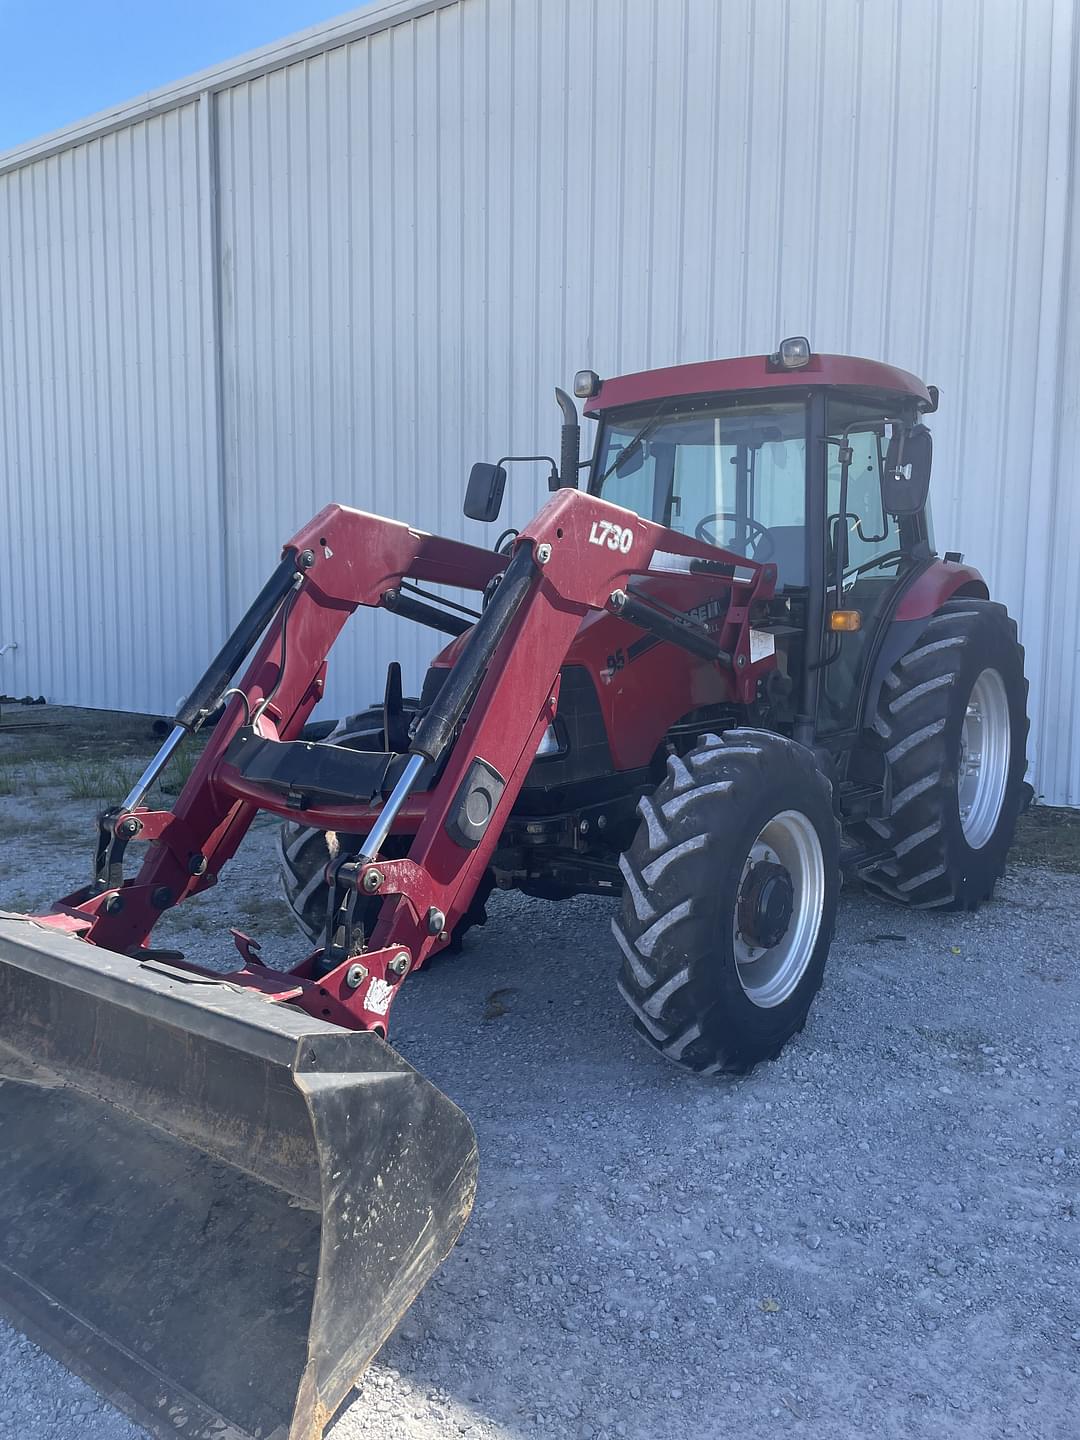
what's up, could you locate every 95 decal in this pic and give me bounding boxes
[588,519,635,554]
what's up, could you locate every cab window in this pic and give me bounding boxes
[592,399,808,586]
[826,408,902,576]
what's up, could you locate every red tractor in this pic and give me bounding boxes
[0,340,1028,1440]
[279,337,1029,1073]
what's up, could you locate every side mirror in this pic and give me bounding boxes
[614,443,646,478]
[883,423,932,515]
[464,462,507,522]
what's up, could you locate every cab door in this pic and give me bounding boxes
[816,401,916,736]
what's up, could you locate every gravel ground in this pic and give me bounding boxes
[0,715,1078,1440]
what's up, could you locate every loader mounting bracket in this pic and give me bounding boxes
[92,807,138,893]
[322,851,369,972]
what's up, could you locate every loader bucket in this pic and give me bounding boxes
[0,915,477,1440]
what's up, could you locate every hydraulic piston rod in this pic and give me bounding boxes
[359,543,539,861]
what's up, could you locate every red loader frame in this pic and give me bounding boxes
[35,489,776,1036]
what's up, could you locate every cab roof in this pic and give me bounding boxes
[582,352,933,417]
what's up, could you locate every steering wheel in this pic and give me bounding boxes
[694,512,776,561]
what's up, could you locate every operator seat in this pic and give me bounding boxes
[762,525,807,589]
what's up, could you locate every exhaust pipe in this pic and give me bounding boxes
[555,387,580,488]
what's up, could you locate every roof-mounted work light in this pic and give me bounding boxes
[573,369,601,399]
[768,336,812,371]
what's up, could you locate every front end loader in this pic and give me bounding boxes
[0,341,1028,1437]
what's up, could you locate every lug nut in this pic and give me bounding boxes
[427,906,446,936]
[388,951,410,978]
[345,963,369,989]
[361,868,383,893]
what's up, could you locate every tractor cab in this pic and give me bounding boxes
[581,340,937,735]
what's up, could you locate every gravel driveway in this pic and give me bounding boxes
[0,721,1077,1440]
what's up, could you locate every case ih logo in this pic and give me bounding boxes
[686,597,727,627]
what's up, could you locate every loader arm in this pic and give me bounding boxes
[36,489,775,1036]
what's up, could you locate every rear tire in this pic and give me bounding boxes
[855,599,1028,909]
[613,730,839,1076]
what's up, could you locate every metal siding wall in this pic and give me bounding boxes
[2,0,1078,801]
[1041,0,1080,809]
[0,101,224,713]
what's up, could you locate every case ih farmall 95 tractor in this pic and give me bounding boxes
[0,340,1028,1440]
[280,337,1029,1070]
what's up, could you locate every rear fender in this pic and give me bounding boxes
[892,560,988,621]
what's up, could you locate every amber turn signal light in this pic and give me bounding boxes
[828,609,862,632]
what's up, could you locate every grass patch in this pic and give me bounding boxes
[156,740,206,796]
[0,760,45,796]
[1013,805,1080,875]
[0,707,163,769]
[60,758,139,801]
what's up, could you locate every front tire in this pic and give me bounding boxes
[613,730,840,1076]
[277,703,492,950]
[856,599,1028,909]
[277,707,404,942]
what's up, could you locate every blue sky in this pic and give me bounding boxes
[0,0,370,153]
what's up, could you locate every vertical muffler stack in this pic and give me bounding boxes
[0,916,477,1440]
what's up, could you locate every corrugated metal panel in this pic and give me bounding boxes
[2,0,1078,801]
[0,100,224,713]
[1040,0,1080,809]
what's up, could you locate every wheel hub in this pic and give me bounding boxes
[731,811,827,1010]
[737,861,794,949]
[957,667,1011,850]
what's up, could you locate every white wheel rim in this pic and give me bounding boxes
[732,810,826,1009]
[958,667,1011,850]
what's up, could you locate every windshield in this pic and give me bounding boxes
[591,399,809,584]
